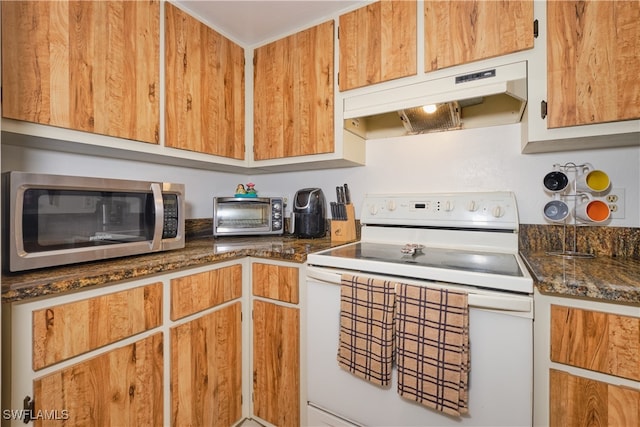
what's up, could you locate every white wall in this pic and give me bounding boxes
[255,124,640,226]
[3,123,639,226]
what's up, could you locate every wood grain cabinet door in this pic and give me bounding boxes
[1,0,160,143]
[170,302,243,427]
[547,0,640,128]
[550,369,640,427]
[338,0,417,91]
[34,333,164,427]
[253,20,334,160]
[164,3,245,159]
[252,300,300,427]
[424,0,534,72]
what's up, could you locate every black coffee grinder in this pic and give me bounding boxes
[293,188,326,238]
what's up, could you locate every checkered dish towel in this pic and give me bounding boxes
[395,282,470,417]
[337,274,396,387]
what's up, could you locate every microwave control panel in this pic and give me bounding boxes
[162,194,180,238]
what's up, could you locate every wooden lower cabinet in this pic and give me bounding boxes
[2,262,246,427]
[34,333,163,427]
[252,300,300,427]
[535,294,640,427]
[251,261,302,426]
[170,302,242,427]
[550,369,640,427]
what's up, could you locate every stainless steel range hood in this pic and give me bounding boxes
[343,61,527,139]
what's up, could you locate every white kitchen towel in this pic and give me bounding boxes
[395,282,470,416]
[337,274,396,387]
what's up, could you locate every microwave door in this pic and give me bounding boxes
[20,189,155,253]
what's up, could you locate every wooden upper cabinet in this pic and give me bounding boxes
[339,0,417,91]
[547,0,640,128]
[1,1,160,143]
[165,3,245,159]
[424,0,534,72]
[253,20,334,160]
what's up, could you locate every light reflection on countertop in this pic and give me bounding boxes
[521,251,640,305]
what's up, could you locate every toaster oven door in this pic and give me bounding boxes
[214,198,272,235]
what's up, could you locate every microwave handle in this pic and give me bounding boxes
[151,183,164,251]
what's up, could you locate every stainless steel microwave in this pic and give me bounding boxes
[2,171,185,272]
[213,197,284,237]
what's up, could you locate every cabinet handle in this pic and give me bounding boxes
[186,94,193,111]
[148,83,156,101]
[541,100,548,120]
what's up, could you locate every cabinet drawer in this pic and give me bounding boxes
[550,305,640,381]
[252,263,299,304]
[170,264,242,320]
[32,283,162,370]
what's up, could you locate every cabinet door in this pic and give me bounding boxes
[253,20,334,160]
[252,300,300,427]
[34,333,163,426]
[338,0,417,91]
[547,0,640,128]
[550,305,640,381]
[171,302,242,427]
[32,282,162,370]
[165,3,245,159]
[424,0,533,72]
[1,1,160,143]
[550,369,640,427]
[252,262,299,304]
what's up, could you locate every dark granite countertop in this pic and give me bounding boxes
[1,235,338,303]
[521,251,640,306]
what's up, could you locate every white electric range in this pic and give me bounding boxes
[305,192,534,427]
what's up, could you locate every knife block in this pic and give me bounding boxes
[331,204,357,243]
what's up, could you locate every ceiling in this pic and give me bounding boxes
[173,0,364,46]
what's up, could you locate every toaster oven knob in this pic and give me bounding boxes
[273,220,282,230]
[273,212,281,219]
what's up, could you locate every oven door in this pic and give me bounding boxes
[306,266,533,427]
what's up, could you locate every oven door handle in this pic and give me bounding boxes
[306,266,532,314]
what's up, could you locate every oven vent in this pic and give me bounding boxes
[398,102,461,134]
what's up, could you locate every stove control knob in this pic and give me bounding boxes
[444,200,455,212]
[368,204,379,215]
[467,200,479,212]
[386,200,397,211]
[492,205,505,218]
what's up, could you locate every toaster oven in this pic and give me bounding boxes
[213,197,284,236]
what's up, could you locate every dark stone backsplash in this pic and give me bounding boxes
[519,224,640,259]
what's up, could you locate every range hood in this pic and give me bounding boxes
[343,61,527,139]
